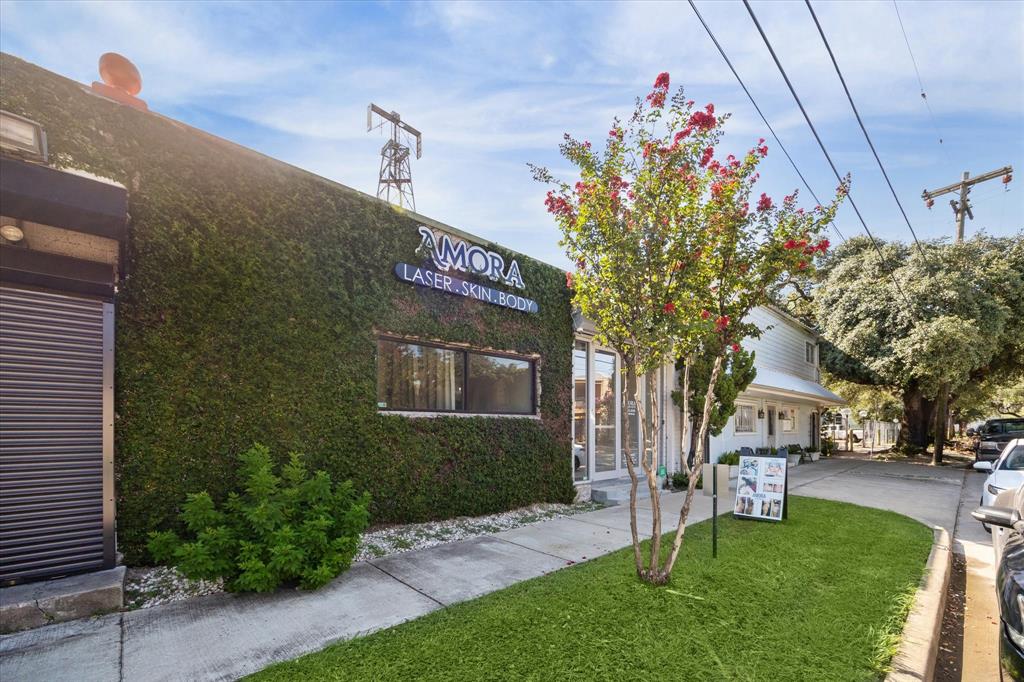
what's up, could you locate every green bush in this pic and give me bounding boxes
[785,443,803,453]
[148,444,370,592]
[671,469,702,490]
[820,438,835,456]
[717,451,740,466]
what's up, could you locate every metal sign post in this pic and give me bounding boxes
[712,464,718,558]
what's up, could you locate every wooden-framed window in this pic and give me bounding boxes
[376,337,536,415]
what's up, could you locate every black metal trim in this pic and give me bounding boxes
[0,246,115,298]
[0,156,128,241]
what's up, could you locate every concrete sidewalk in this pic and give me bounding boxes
[0,458,961,682]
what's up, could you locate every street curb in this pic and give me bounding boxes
[886,526,952,682]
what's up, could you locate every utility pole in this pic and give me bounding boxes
[922,165,1013,242]
[922,165,1013,464]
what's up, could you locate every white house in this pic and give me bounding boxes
[572,305,844,500]
[706,306,845,461]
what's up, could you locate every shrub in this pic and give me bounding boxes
[785,443,803,453]
[148,444,370,592]
[820,438,835,456]
[717,451,740,466]
[671,469,702,490]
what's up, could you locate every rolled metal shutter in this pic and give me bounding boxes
[0,285,114,583]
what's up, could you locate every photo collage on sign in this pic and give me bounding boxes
[733,456,787,521]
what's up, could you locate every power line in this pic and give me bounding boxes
[804,0,930,263]
[892,0,951,159]
[686,0,845,243]
[740,0,919,311]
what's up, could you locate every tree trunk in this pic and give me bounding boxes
[620,359,644,577]
[663,352,725,577]
[932,383,949,465]
[899,383,935,454]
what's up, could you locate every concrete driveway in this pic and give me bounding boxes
[0,457,978,682]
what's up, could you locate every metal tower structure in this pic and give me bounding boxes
[367,104,422,211]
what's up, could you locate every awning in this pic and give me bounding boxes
[0,156,128,240]
[747,367,846,406]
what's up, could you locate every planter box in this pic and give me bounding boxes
[807,451,821,462]
[729,465,739,479]
[786,453,801,467]
[702,463,731,496]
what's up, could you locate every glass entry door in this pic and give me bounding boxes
[593,349,618,476]
[766,402,777,450]
[575,342,662,482]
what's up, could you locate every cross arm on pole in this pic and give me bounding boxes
[922,165,1013,200]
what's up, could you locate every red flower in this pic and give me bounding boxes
[663,301,676,314]
[715,315,730,332]
[687,110,716,131]
[654,72,670,90]
[783,239,797,249]
[797,261,808,270]
[731,343,740,352]
[758,144,768,157]
[757,193,773,212]
[565,271,574,288]
[608,128,621,139]
[700,309,710,320]
[817,239,830,252]
[699,146,714,167]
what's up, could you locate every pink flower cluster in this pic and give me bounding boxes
[687,103,716,131]
[646,72,670,108]
[699,146,714,168]
[545,191,574,219]
[757,193,773,212]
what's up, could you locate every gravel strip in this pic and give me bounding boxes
[123,500,604,610]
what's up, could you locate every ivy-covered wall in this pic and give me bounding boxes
[0,54,575,563]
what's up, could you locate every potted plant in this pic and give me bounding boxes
[718,451,741,480]
[785,443,803,467]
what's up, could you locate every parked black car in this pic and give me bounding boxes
[976,418,1024,462]
[974,497,1024,681]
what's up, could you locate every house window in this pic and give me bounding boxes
[805,341,817,365]
[735,404,756,433]
[377,338,536,414]
[782,406,798,432]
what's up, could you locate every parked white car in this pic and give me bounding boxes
[975,439,1024,529]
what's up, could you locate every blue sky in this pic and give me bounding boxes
[2,0,1021,268]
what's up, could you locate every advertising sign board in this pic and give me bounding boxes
[733,455,787,522]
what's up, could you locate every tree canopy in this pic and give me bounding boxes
[814,233,1024,450]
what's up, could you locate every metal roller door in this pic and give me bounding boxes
[0,284,114,583]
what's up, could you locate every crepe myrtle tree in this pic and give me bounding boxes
[531,72,846,584]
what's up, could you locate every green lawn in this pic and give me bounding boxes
[251,496,932,681]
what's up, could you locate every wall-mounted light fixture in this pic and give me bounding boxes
[0,111,47,163]
[778,410,787,421]
[0,223,26,244]
[757,409,765,419]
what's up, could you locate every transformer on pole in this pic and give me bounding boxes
[367,104,422,211]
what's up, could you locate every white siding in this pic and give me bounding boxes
[742,307,818,382]
[708,396,820,461]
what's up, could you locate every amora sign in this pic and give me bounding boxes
[393,226,539,314]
